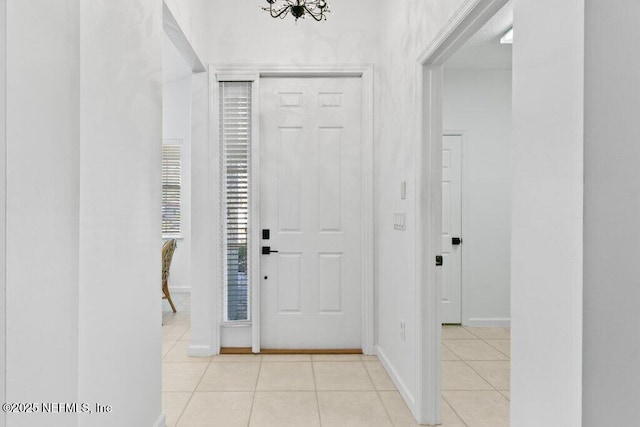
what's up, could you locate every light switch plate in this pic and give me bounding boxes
[393,212,406,230]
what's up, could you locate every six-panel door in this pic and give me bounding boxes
[259,77,363,349]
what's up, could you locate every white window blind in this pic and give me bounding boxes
[220,81,252,322]
[162,143,182,237]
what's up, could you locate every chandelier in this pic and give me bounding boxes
[262,0,330,22]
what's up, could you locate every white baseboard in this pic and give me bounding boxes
[188,344,217,357]
[465,317,511,327]
[375,345,419,421]
[168,286,191,294]
[153,413,166,427]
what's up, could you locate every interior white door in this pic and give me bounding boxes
[260,77,363,349]
[442,135,462,324]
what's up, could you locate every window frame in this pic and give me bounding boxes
[217,71,260,330]
[162,139,183,239]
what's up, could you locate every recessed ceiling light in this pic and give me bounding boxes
[500,27,513,44]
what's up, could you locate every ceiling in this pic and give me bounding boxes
[445,1,513,70]
[163,32,192,83]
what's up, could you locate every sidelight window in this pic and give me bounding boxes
[220,81,252,322]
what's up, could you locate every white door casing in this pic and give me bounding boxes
[259,77,363,349]
[416,1,510,423]
[442,135,462,324]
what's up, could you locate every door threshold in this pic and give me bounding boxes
[220,347,363,355]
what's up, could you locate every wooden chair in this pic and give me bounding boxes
[162,239,178,313]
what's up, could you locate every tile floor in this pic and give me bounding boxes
[162,294,510,426]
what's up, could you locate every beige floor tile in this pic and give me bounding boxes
[317,391,392,426]
[178,392,253,427]
[164,310,191,325]
[164,340,211,363]
[485,339,510,357]
[467,361,510,390]
[442,361,493,391]
[162,303,177,316]
[464,327,510,340]
[442,344,460,361]
[261,354,311,362]
[376,394,466,427]
[176,295,191,306]
[163,340,177,358]
[360,354,379,361]
[162,392,191,427]
[314,361,375,391]
[249,392,320,427]
[443,340,508,361]
[312,354,362,362]
[443,325,478,340]
[378,391,420,426]
[500,390,510,400]
[162,323,190,340]
[162,362,209,392]
[441,398,467,426]
[443,391,509,427]
[179,329,191,341]
[210,354,262,362]
[197,362,260,391]
[364,361,396,390]
[257,362,315,391]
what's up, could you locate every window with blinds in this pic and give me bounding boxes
[220,82,252,322]
[162,142,182,237]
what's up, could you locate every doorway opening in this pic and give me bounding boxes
[415,0,512,424]
[439,3,513,425]
[441,4,513,328]
[160,3,206,425]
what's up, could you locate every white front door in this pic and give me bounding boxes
[259,77,363,349]
[442,135,462,324]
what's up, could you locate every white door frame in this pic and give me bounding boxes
[414,0,508,424]
[210,65,375,355]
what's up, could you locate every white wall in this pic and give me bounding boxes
[443,68,512,326]
[511,0,584,425]
[77,1,163,425]
[374,0,465,417]
[3,1,163,426]
[164,0,199,56]
[163,74,193,292]
[189,69,219,356]
[583,1,640,425]
[5,2,80,425]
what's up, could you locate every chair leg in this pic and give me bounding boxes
[163,284,177,313]
[167,295,177,313]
